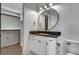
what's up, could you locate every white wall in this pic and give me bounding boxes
[37,3,79,41]
[23,3,38,54]
[50,3,79,41]
[1,3,22,47]
[49,3,79,54]
[38,3,79,40]
[1,14,20,30]
[2,3,22,12]
[1,3,22,30]
[23,3,79,54]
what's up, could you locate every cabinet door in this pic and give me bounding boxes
[47,38,56,55]
[6,31,20,46]
[30,35,36,52]
[33,36,47,55]
[1,31,7,48]
[56,40,60,55]
[1,31,20,48]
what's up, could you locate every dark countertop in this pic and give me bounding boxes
[30,31,61,38]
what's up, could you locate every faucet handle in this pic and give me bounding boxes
[56,43,60,47]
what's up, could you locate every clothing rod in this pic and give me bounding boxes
[1,7,20,14]
[1,12,20,18]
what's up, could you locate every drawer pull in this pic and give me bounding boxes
[46,43,48,45]
[38,41,41,42]
[6,37,9,39]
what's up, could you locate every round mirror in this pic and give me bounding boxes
[38,8,59,30]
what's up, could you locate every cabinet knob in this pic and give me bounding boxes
[33,39,35,40]
[49,40,52,41]
[6,37,9,39]
[46,43,48,45]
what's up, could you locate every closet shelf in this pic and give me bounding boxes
[1,7,21,17]
[1,12,20,18]
[1,28,20,31]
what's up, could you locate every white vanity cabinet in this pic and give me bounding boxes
[30,35,35,52]
[30,35,47,55]
[30,34,57,55]
[34,37,47,55]
[47,38,56,55]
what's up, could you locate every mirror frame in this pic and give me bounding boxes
[38,8,59,30]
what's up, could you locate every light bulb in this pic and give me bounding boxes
[40,7,43,11]
[49,3,53,7]
[44,5,48,9]
[40,5,45,11]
